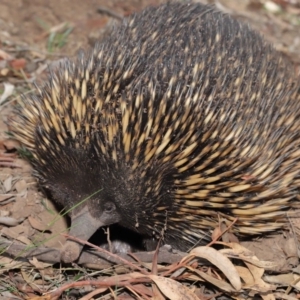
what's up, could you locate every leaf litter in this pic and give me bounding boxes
[0,0,299,299]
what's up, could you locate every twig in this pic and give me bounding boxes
[46,274,151,299]
[63,234,150,275]
[0,162,21,168]
[103,227,112,253]
[206,217,239,247]
[97,6,123,20]
[0,237,186,267]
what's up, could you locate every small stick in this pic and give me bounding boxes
[97,6,123,20]
[63,233,150,275]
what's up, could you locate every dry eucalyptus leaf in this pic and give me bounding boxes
[0,82,15,104]
[0,195,15,203]
[29,257,52,269]
[3,139,20,151]
[28,216,52,232]
[211,226,222,241]
[186,266,237,293]
[264,1,281,13]
[0,260,25,274]
[0,210,9,217]
[0,68,9,76]
[1,227,19,239]
[0,216,20,226]
[18,188,28,198]
[21,268,38,292]
[3,176,12,193]
[261,292,276,300]
[149,275,199,300]
[264,273,296,286]
[221,243,275,293]
[16,235,32,245]
[220,243,278,270]
[235,266,255,286]
[190,246,241,291]
[14,179,27,193]
[0,49,13,60]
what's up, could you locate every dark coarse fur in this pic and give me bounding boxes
[11,2,300,254]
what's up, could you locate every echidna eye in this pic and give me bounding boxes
[104,202,116,213]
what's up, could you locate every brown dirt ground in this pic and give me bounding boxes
[0,0,300,299]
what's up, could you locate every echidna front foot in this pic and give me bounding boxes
[61,241,81,264]
[61,205,106,263]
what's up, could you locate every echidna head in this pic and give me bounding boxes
[37,143,175,262]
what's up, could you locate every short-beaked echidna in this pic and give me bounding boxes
[10,2,300,263]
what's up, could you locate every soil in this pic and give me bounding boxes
[0,0,300,299]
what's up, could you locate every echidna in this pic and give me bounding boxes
[10,2,300,263]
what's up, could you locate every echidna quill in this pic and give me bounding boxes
[10,2,300,263]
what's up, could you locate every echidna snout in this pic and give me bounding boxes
[10,2,300,263]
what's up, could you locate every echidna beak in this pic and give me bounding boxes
[60,205,104,263]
